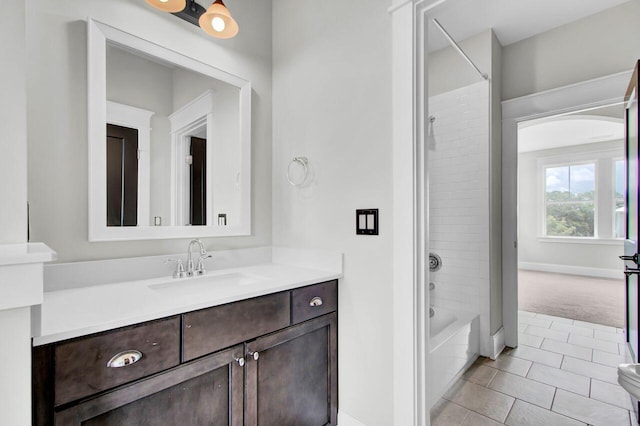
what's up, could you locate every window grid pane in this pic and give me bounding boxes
[545,163,595,237]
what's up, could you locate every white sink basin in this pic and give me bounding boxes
[149,272,260,296]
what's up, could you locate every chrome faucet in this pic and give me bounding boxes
[186,239,211,277]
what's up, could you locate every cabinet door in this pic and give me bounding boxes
[245,313,337,426]
[54,345,244,426]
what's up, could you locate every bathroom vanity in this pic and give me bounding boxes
[31,249,341,426]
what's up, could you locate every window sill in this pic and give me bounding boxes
[537,237,624,246]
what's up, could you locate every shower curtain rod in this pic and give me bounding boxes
[432,18,489,82]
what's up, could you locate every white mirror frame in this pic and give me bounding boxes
[87,18,251,241]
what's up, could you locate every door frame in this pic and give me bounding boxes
[502,70,632,347]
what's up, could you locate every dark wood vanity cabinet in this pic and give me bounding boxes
[245,313,337,426]
[33,280,338,426]
[53,345,245,426]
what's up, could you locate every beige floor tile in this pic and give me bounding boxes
[509,345,563,368]
[488,370,555,409]
[594,329,626,343]
[461,411,503,426]
[540,339,592,361]
[431,398,470,426]
[525,325,569,342]
[505,399,586,426]
[483,353,532,377]
[443,380,514,423]
[463,363,498,387]
[568,334,620,354]
[536,313,574,324]
[561,356,618,384]
[592,349,626,367]
[518,332,543,348]
[573,319,618,334]
[590,379,634,410]
[552,388,630,426]
[526,362,590,396]
[519,316,553,328]
[550,322,595,338]
[518,310,536,318]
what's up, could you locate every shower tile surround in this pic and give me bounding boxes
[428,81,491,355]
[432,311,635,426]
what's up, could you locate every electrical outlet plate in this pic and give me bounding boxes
[356,209,378,235]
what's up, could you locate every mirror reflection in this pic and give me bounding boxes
[105,43,241,228]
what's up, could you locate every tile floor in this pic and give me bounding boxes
[431,311,636,426]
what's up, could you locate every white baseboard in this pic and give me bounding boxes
[338,411,367,426]
[518,262,621,280]
[490,327,506,360]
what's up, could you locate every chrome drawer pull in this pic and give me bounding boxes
[309,297,323,307]
[106,350,143,368]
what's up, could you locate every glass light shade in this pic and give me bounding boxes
[199,0,239,39]
[145,0,186,13]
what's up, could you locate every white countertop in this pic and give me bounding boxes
[0,242,56,311]
[0,242,56,266]
[34,259,341,346]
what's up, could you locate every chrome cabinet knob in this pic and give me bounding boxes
[106,350,143,368]
[234,357,245,367]
[309,297,323,307]
[248,351,259,361]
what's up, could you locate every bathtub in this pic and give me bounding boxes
[428,307,479,408]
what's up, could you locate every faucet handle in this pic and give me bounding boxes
[195,254,212,276]
[166,258,187,279]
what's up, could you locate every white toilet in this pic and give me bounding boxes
[618,364,640,400]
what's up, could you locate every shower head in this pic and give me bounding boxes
[427,116,436,150]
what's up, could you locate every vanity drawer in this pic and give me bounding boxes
[54,316,180,406]
[183,292,290,361]
[291,280,338,324]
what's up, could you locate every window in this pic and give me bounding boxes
[545,163,595,237]
[614,159,625,238]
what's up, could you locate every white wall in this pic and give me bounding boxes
[0,3,33,425]
[272,0,393,424]
[1,0,27,242]
[26,0,272,261]
[428,30,491,96]
[518,140,624,275]
[489,30,503,335]
[502,1,640,100]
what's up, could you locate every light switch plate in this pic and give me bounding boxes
[356,209,378,235]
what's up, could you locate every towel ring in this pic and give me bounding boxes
[287,157,309,186]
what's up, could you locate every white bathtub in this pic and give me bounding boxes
[428,307,479,408]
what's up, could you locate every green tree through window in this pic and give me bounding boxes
[545,164,595,237]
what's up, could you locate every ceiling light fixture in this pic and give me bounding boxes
[145,0,187,13]
[145,0,239,39]
[199,0,239,39]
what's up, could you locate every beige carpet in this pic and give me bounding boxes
[518,269,625,327]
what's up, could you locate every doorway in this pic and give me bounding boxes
[502,71,632,348]
[516,105,625,328]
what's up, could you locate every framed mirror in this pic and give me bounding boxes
[87,19,251,241]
